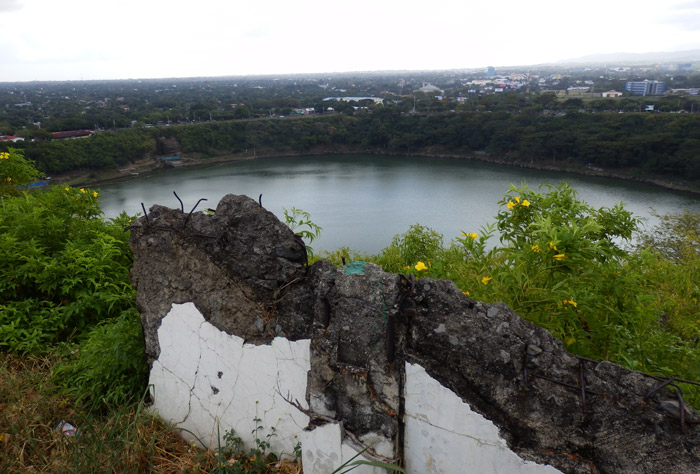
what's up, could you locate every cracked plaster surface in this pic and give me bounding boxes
[301,422,386,474]
[149,302,310,453]
[404,362,562,474]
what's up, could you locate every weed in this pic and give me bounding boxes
[212,417,301,474]
[330,448,406,474]
[283,206,322,256]
[0,351,217,473]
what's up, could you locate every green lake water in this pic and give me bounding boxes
[98,154,700,253]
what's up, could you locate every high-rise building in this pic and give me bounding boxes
[624,80,666,96]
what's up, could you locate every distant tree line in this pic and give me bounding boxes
[2,110,700,183]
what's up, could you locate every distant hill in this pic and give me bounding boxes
[558,49,700,65]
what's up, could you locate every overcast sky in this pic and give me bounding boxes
[1,0,700,82]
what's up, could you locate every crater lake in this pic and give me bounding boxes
[98,154,700,254]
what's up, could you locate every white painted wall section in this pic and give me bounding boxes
[148,302,310,456]
[404,362,563,474]
[301,422,387,474]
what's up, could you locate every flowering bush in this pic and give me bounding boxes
[0,185,133,351]
[374,183,700,402]
[0,148,42,197]
[0,154,145,409]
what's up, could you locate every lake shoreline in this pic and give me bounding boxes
[58,148,700,196]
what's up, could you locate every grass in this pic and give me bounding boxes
[0,351,301,473]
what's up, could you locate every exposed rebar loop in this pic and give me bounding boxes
[520,349,529,387]
[258,193,263,207]
[521,356,699,433]
[173,191,184,212]
[389,274,416,365]
[579,361,588,413]
[645,377,677,399]
[183,198,208,229]
[670,383,687,434]
[141,203,149,223]
[644,377,691,433]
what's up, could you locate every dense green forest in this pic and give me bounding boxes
[3,110,700,185]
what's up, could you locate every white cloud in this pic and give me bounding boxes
[0,0,23,12]
[1,0,700,81]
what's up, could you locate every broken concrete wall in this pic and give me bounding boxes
[130,194,700,474]
[149,302,310,454]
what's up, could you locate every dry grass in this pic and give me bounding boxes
[0,352,301,473]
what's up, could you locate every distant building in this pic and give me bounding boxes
[322,96,384,104]
[602,90,623,98]
[0,135,24,142]
[51,130,93,140]
[415,83,443,95]
[678,63,692,71]
[670,88,699,95]
[485,66,495,77]
[624,80,666,96]
[509,73,528,81]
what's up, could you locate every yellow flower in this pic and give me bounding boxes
[64,187,70,191]
[80,188,86,193]
[468,232,478,240]
[481,276,492,285]
[521,199,530,207]
[0,152,9,159]
[462,290,470,296]
[414,261,428,271]
[549,241,557,251]
[562,298,577,309]
[565,336,576,346]
[531,244,540,253]
[506,201,516,210]
[553,253,566,261]
[514,196,521,203]
[92,191,98,197]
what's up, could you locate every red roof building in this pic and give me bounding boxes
[51,130,93,140]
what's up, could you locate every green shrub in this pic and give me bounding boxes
[0,148,42,197]
[0,186,135,352]
[0,153,146,409]
[370,183,700,405]
[53,309,148,411]
[375,223,444,273]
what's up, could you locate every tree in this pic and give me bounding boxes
[0,148,42,198]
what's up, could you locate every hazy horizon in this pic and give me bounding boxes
[1,0,699,83]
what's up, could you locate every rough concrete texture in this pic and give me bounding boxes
[130,194,309,363]
[130,194,700,473]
